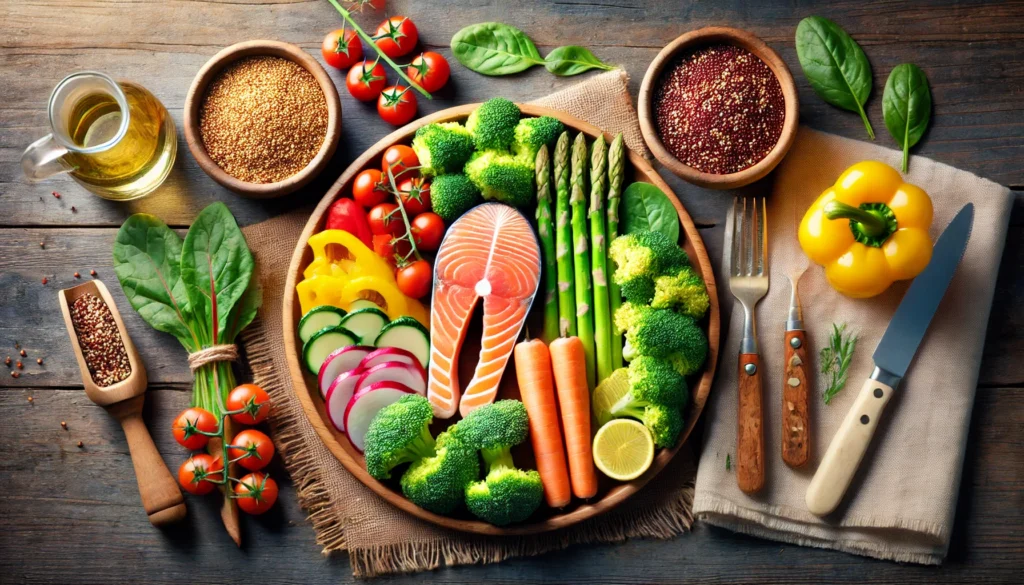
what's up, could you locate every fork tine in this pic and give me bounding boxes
[744,197,754,277]
[730,197,741,276]
[752,197,762,276]
[760,197,769,276]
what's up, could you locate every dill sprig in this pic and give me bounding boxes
[820,323,858,404]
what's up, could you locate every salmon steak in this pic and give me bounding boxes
[428,203,542,418]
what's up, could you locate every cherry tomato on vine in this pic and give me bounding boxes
[372,234,412,268]
[178,454,223,495]
[396,259,432,298]
[411,212,445,251]
[226,384,271,425]
[172,407,218,450]
[228,429,276,472]
[377,85,417,126]
[380,144,419,177]
[397,177,431,216]
[373,16,418,58]
[321,28,363,70]
[347,0,386,11]
[235,472,279,515]
[352,169,388,208]
[407,52,450,93]
[368,203,403,236]
[346,59,386,102]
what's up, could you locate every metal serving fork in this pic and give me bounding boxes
[727,197,769,494]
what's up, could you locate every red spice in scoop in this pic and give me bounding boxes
[654,44,785,175]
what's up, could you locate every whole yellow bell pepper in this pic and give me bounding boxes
[799,161,933,298]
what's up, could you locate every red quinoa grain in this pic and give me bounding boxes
[654,44,785,175]
[69,293,132,387]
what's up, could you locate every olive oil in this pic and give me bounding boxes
[62,82,176,200]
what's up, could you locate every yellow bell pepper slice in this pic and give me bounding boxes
[307,230,392,279]
[799,161,933,298]
[341,276,408,320]
[296,274,348,315]
[303,256,359,279]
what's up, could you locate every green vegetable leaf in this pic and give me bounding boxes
[113,214,197,350]
[621,182,680,243]
[795,16,875,139]
[451,22,544,76]
[224,277,262,344]
[882,63,932,172]
[820,323,858,404]
[180,203,254,344]
[544,46,614,76]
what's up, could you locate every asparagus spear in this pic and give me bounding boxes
[607,133,625,370]
[589,135,612,384]
[554,133,577,337]
[535,145,559,344]
[570,132,596,389]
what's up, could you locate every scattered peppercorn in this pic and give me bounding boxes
[37,358,43,365]
[4,357,9,366]
[69,293,132,387]
[42,277,48,285]
[52,191,61,199]
[61,421,68,429]
[199,56,328,184]
[40,242,45,248]
[20,349,26,357]
[11,372,19,379]
[27,396,33,403]
[654,44,786,175]
[74,272,81,279]
[16,361,23,369]
[90,270,97,277]
[77,441,84,448]
[71,206,77,213]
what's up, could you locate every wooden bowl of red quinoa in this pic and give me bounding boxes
[184,40,342,199]
[638,26,799,190]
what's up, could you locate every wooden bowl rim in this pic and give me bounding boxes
[638,26,800,190]
[282,103,721,535]
[183,40,342,199]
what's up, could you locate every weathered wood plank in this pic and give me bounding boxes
[0,384,1019,584]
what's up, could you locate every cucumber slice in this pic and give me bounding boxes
[348,299,383,312]
[303,326,359,374]
[298,306,347,343]
[339,308,389,345]
[374,317,430,368]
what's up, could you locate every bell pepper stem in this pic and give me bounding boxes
[823,201,887,238]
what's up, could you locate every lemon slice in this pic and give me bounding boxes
[592,367,630,426]
[592,419,655,481]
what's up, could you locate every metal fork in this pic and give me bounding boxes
[727,197,769,494]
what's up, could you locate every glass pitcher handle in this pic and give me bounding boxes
[22,134,72,181]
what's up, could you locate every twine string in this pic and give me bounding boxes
[187,344,239,372]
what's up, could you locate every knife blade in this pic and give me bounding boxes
[806,203,974,516]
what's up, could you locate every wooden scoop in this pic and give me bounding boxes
[58,279,187,527]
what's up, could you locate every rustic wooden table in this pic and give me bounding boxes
[1,1,1021,583]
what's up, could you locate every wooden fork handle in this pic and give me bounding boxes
[737,353,765,494]
[782,330,811,468]
[108,396,187,527]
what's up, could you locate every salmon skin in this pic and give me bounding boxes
[428,203,541,419]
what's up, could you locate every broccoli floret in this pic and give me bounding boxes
[464,150,534,209]
[609,356,689,448]
[364,395,436,480]
[431,174,482,222]
[400,430,480,514]
[666,322,709,376]
[466,98,520,151]
[412,122,475,176]
[652,266,710,319]
[454,400,542,525]
[619,306,695,360]
[511,116,565,160]
[619,276,655,304]
[609,231,689,285]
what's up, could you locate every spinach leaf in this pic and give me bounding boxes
[113,214,197,349]
[882,63,932,172]
[621,182,680,243]
[796,16,875,139]
[180,202,254,343]
[451,22,543,76]
[224,277,262,343]
[544,46,614,76]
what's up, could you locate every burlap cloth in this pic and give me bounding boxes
[239,71,693,578]
[693,127,1013,564]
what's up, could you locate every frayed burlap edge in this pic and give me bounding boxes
[241,321,348,553]
[348,476,694,577]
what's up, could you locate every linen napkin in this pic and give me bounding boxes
[240,70,693,578]
[692,127,1013,564]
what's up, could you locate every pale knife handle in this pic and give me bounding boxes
[806,377,895,515]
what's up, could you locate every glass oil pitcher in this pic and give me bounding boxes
[21,71,176,201]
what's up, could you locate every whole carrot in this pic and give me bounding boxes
[549,336,597,499]
[515,338,571,508]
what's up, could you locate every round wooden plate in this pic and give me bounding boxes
[282,104,720,535]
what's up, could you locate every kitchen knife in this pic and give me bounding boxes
[805,203,974,516]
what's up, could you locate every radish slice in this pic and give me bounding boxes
[344,382,416,452]
[359,347,424,376]
[325,369,364,432]
[356,361,427,396]
[318,345,372,398]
